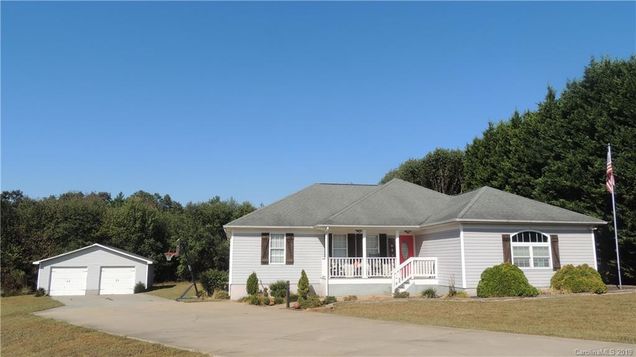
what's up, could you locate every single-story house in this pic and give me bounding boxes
[33,243,154,296]
[224,178,605,299]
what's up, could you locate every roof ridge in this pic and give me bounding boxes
[320,179,399,224]
[456,186,488,219]
[317,182,378,186]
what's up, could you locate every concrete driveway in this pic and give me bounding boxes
[37,294,632,356]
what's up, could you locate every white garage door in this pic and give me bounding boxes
[49,267,88,296]
[99,267,136,295]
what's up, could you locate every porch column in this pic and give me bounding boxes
[362,230,368,278]
[395,230,400,263]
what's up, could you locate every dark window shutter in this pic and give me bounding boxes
[379,234,387,257]
[286,233,294,265]
[502,234,511,263]
[328,233,333,257]
[388,237,396,258]
[355,233,363,257]
[347,234,356,257]
[550,235,561,271]
[261,233,269,265]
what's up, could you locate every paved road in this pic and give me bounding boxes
[37,294,633,356]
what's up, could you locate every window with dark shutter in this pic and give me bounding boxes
[550,235,561,271]
[502,234,511,263]
[286,233,294,265]
[261,233,269,265]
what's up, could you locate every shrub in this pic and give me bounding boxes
[551,264,607,294]
[289,293,299,302]
[448,291,469,298]
[323,296,337,305]
[477,263,539,297]
[212,290,230,299]
[200,269,228,296]
[248,294,260,305]
[274,296,284,304]
[299,294,322,309]
[421,288,437,298]
[34,288,46,297]
[246,272,259,295]
[269,280,288,299]
[297,270,309,299]
[238,296,251,303]
[393,290,410,299]
[263,296,271,305]
[343,295,357,302]
[134,282,146,293]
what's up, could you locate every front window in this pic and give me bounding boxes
[511,231,551,268]
[332,234,347,257]
[269,234,285,264]
[366,235,379,256]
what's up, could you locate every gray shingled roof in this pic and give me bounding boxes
[224,179,605,228]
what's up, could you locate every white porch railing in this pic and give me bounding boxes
[367,257,396,277]
[329,257,397,278]
[391,257,437,292]
[329,257,363,278]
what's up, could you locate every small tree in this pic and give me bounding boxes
[297,270,309,299]
[200,269,228,296]
[246,272,259,295]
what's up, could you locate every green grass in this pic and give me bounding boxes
[326,292,636,344]
[146,281,203,300]
[1,295,206,356]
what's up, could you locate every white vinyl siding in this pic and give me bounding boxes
[462,224,597,289]
[415,227,462,288]
[230,230,324,299]
[269,234,285,264]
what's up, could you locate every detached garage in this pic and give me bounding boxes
[33,243,154,296]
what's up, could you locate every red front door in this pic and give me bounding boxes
[399,235,414,264]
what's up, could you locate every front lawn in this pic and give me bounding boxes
[146,281,202,300]
[325,292,636,343]
[1,295,205,356]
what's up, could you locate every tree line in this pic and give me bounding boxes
[382,57,635,284]
[1,190,255,294]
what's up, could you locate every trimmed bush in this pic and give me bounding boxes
[274,296,284,304]
[477,263,539,297]
[248,294,260,305]
[134,282,146,293]
[34,288,46,297]
[289,293,299,302]
[299,294,322,309]
[246,272,259,295]
[421,288,437,298]
[323,296,337,305]
[263,296,271,305]
[269,280,288,299]
[393,291,410,299]
[200,269,228,296]
[212,290,230,299]
[551,264,607,294]
[297,270,309,299]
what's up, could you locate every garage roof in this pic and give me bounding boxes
[32,243,154,265]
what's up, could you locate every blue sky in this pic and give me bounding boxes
[2,2,634,205]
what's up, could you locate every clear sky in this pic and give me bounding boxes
[2,2,635,205]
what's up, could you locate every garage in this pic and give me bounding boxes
[49,267,88,296]
[99,267,136,295]
[33,243,154,296]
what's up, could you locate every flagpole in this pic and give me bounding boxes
[608,144,622,289]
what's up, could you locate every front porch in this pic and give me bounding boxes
[320,230,438,293]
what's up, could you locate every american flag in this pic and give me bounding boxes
[606,146,615,193]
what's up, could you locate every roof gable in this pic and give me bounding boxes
[32,243,154,265]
